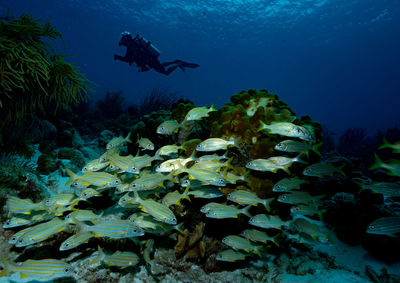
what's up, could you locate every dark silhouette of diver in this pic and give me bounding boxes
[114,31,199,76]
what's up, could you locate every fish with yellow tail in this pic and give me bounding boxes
[183,104,217,121]
[378,137,400,153]
[156,120,181,135]
[196,137,239,152]
[106,132,131,150]
[65,168,121,187]
[369,154,400,177]
[258,121,314,142]
[222,235,262,257]
[91,246,139,268]
[0,256,73,281]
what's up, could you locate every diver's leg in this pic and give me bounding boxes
[153,63,179,76]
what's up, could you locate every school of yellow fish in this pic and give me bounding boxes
[2,103,400,281]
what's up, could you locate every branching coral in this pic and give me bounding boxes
[0,13,91,125]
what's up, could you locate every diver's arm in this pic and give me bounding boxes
[114,54,134,65]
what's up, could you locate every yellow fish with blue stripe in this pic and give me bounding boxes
[227,189,273,211]
[6,195,44,215]
[91,246,139,268]
[183,104,217,121]
[82,158,110,172]
[0,256,73,280]
[65,168,121,187]
[129,188,178,225]
[137,137,154,150]
[222,235,262,257]
[216,249,249,262]
[162,186,190,207]
[202,203,252,219]
[107,132,131,149]
[60,232,95,251]
[156,120,181,135]
[129,172,175,191]
[15,217,69,247]
[74,218,144,239]
[107,153,140,174]
[196,137,239,152]
[249,214,288,230]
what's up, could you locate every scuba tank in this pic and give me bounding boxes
[134,34,161,58]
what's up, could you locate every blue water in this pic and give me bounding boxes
[2,0,400,133]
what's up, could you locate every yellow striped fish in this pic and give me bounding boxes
[43,193,77,207]
[277,191,325,205]
[128,213,160,230]
[187,186,223,199]
[131,154,162,170]
[78,187,102,201]
[130,188,177,225]
[366,216,400,236]
[107,132,131,150]
[6,195,44,215]
[156,156,194,173]
[8,226,37,244]
[143,239,154,265]
[273,177,306,192]
[196,137,239,152]
[175,165,226,187]
[92,246,139,268]
[65,168,121,187]
[65,210,102,224]
[240,229,279,246]
[0,256,73,280]
[156,120,181,135]
[303,163,345,177]
[227,190,273,211]
[203,203,252,219]
[107,154,140,174]
[99,146,121,163]
[129,172,175,191]
[82,158,110,172]
[155,144,182,156]
[75,218,144,239]
[15,217,68,247]
[275,140,322,157]
[246,158,289,174]
[162,186,190,207]
[293,217,334,244]
[249,214,288,230]
[183,104,217,121]
[3,215,32,229]
[216,249,249,262]
[59,232,95,251]
[222,235,262,256]
[137,137,154,151]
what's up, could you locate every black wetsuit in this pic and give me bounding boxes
[114,33,199,76]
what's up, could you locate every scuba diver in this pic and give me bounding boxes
[114,32,199,76]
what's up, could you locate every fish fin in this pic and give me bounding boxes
[262,198,274,212]
[282,165,291,174]
[257,120,268,132]
[209,103,217,112]
[369,154,384,170]
[125,132,132,143]
[65,168,78,186]
[254,246,263,258]
[241,205,252,218]
[337,164,346,176]
[378,137,391,150]
[294,154,307,164]
[19,273,30,279]
[312,142,323,156]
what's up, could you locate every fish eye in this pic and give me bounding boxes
[64,268,70,273]
[219,179,225,183]
[115,180,120,184]
[132,184,137,188]
[83,167,88,171]
[368,225,375,230]
[18,239,23,243]
[83,193,87,197]
[160,127,164,130]
[11,237,16,241]
[5,221,10,225]
[65,243,69,247]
